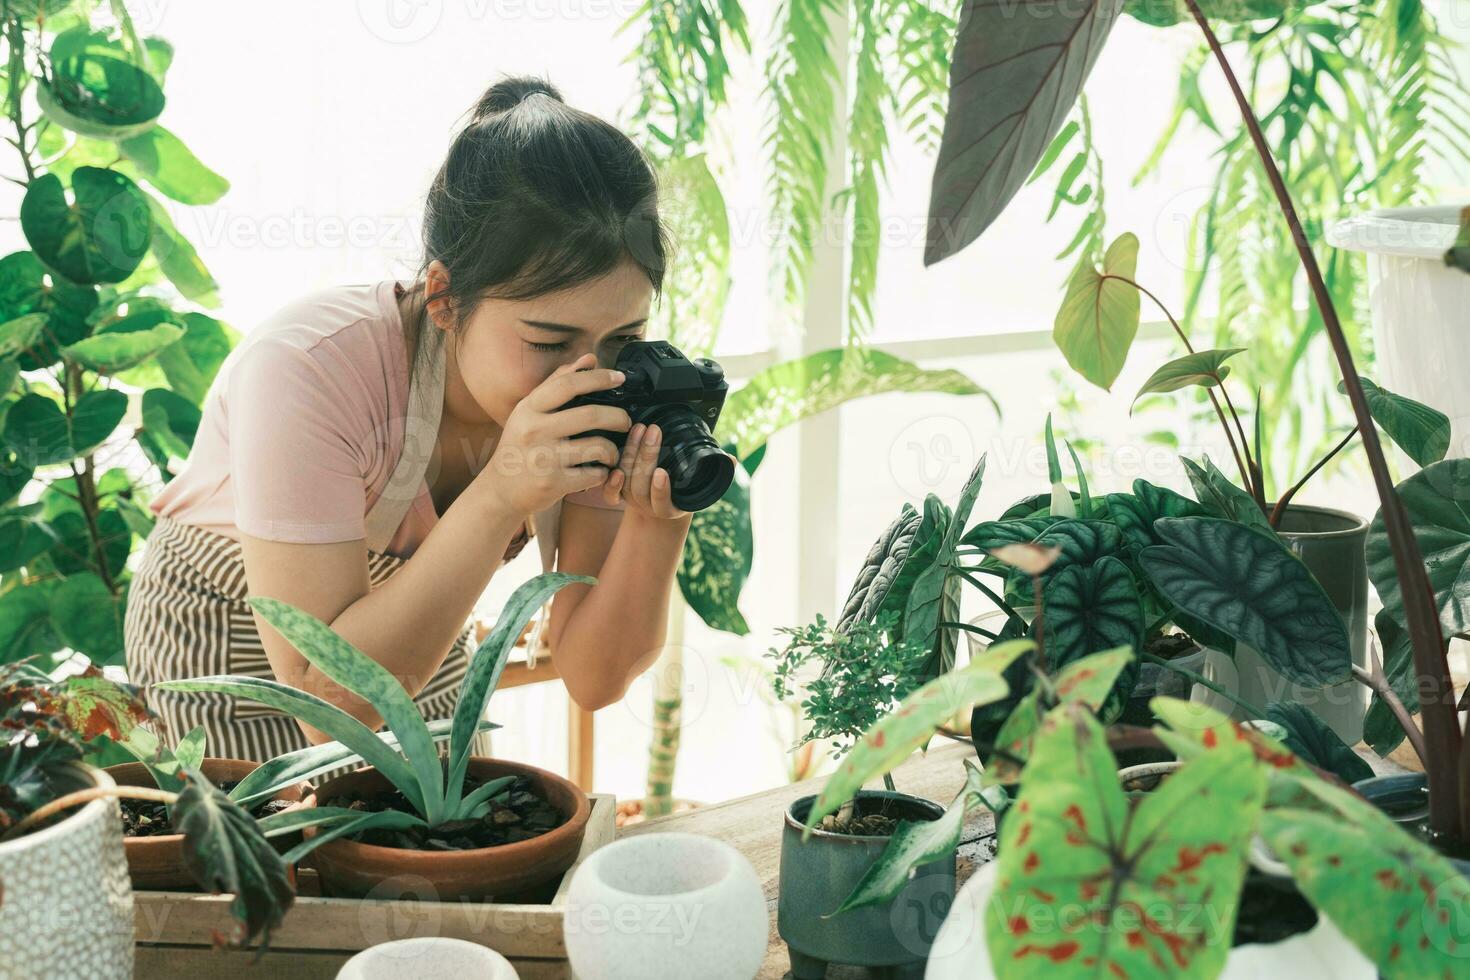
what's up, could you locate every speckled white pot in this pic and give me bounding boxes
[0,762,134,980]
[564,832,767,980]
[924,862,1374,979]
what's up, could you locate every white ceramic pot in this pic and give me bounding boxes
[1326,205,1470,460]
[564,832,767,980]
[924,863,1374,979]
[337,937,519,979]
[0,762,134,979]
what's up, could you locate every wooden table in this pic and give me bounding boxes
[622,738,991,980]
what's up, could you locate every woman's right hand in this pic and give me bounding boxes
[476,353,632,518]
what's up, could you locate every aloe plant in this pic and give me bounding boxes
[157,572,590,859]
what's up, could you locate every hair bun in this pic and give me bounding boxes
[474,76,564,119]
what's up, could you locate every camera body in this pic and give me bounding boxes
[564,340,734,512]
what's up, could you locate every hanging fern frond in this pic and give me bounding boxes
[844,0,889,338]
[626,0,751,159]
[765,0,842,310]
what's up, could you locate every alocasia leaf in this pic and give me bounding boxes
[172,776,295,950]
[837,502,921,631]
[986,702,1264,977]
[1260,776,1470,977]
[876,495,951,623]
[1041,557,1143,709]
[926,0,1127,264]
[1105,479,1209,557]
[1262,701,1373,785]
[1339,377,1449,468]
[1181,454,1269,531]
[803,638,1031,834]
[904,455,987,675]
[1140,517,1351,687]
[1366,459,1470,637]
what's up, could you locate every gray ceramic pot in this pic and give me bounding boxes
[778,790,954,979]
[1200,503,1369,744]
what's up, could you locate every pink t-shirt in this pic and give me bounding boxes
[151,280,620,559]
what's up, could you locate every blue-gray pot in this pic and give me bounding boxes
[778,791,954,979]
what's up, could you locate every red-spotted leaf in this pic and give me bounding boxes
[55,667,151,741]
[986,646,1135,784]
[1260,776,1470,976]
[986,702,1264,978]
[803,638,1032,834]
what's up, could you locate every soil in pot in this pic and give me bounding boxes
[1232,868,1319,946]
[119,778,294,838]
[808,795,917,837]
[325,771,563,851]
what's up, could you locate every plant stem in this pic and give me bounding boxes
[954,569,1023,622]
[882,772,896,793]
[1351,664,1428,771]
[1269,426,1358,528]
[1112,274,1257,502]
[1142,650,1266,719]
[4,15,34,183]
[940,620,999,641]
[0,786,177,842]
[1184,0,1464,840]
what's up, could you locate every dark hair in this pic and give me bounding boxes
[404,75,668,366]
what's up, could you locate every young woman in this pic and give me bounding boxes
[124,76,698,763]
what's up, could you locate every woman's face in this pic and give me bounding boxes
[429,258,654,428]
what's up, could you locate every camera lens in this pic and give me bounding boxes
[642,404,734,511]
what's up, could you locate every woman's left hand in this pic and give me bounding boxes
[599,422,691,520]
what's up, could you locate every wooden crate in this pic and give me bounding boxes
[133,794,616,979]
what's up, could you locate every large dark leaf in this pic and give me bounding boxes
[36,29,165,140]
[0,582,61,665]
[3,390,127,467]
[1140,517,1351,686]
[1042,556,1142,714]
[47,573,125,666]
[0,251,99,370]
[1105,478,1209,557]
[678,466,753,635]
[154,311,236,402]
[0,507,58,573]
[925,0,1127,264]
[837,502,921,631]
[876,495,952,624]
[1263,700,1372,784]
[903,455,987,674]
[172,776,294,949]
[1367,458,1470,637]
[20,169,152,285]
[1182,454,1270,531]
[1363,611,1426,757]
[1339,377,1449,468]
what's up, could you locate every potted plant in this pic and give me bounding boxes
[157,572,595,901]
[0,660,292,973]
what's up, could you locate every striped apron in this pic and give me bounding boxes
[123,323,522,769]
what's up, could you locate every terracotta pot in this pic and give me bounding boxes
[106,757,308,890]
[301,757,591,901]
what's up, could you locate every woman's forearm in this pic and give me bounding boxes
[552,510,692,710]
[298,482,525,735]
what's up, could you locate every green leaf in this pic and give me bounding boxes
[1043,414,1063,484]
[1042,557,1143,711]
[1363,611,1423,757]
[20,169,153,284]
[0,581,61,664]
[0,251,99,370]
[156,674,429,817]
[42,507,130,582]
[0,313,48,359]
[137,386,200,471]
[3,390,127,466]
[35,31,165,139]
[153,312,235,402]
[145,194,219,305]
[985,646,1136,783]
[1181,454,1269,531]
[1445,205,1470,274]
[651,153,729,358]
[877,496,951,623]
[1259,777,1470,977]
[63,319,182,372]
[803,638,1031,833]
[256,805,428,840]
[281,809,427,866]
[0,508,58,573]
[986,702,1263,978]
[678,468,752,635]
[837,502,922,632]
[832,762,995,914]
[249,596,447,823]
[1140,517,1351,686]
[904,456,987,674]
[1104,479,1209,557]
[1052,233,1142,391]
[229,717,497,808]
[718,347,993,464]
[119,126,230,205]
[1262,700,1372,784]
[171,777,294,950]
[925,0,1126,263]
[1338,377,1450,468]
[1132,347,1246,411]
[1367,459,1470,637]
[1065,442,1092,518]
[174,726,207,772]
[48,572,125,665]
[445,572,592,811]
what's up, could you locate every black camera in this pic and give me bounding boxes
[564,340,734,512]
